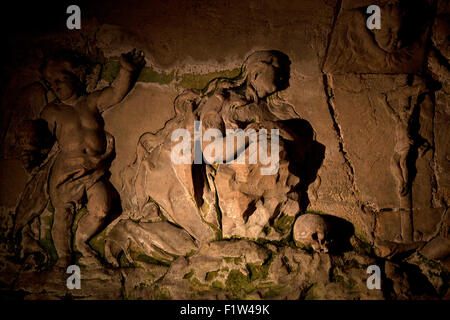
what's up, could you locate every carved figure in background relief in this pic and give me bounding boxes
[382,85,432,243]
[391,105,415,197]
[13,49,145,268]
[323,0,432,73]
[383,92,432,200]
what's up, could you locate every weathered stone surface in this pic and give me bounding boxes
[121,265,168,300]
[11,266,123,300]
[332,75,422,208]
[104,220,198,267]
[147,240,388,300]
[324,0,432,74]
[420,235,450,262]
[0,0,448,300]
[216,156,298,240]
[432,15,450,60]
[434,93,450,206]
[406,252,449,296]
[104,83,178,188]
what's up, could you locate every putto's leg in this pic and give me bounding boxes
[75,180,113,266]
[52,205,75,268]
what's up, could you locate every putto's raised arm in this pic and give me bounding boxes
[92,49,145,113]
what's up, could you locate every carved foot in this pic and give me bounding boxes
[78,255,103,269]
[77,246,103,269]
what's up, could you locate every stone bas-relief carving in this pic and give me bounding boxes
[326,73,443,250]
[324,0,433,73]
[13,49,145,268]
[0,0,449,300]
[108,50,325,266]
[382,88,432,243]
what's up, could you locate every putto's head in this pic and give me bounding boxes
[370,0,432,53]
[244,50,291,99]
[371,4,404,52]
[41,51,86,101]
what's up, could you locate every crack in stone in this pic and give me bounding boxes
[322,73,358,196]
[119,269,127,299]
[321,0,359,197]
[429,92,440,209]
[425,48,447,209]
[419,208,449,254]
[321,0,342,71]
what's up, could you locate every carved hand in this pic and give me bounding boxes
[120,48,146,72]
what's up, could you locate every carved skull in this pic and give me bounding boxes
[293,213,330,253]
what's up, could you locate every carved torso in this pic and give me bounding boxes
[43,97,107,157]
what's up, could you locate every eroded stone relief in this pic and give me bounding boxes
[13,49,145,269]
[106,50,325,264]
[0,0,448,300]
[324,0,433,73]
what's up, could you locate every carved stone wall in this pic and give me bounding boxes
[0,0,448,300]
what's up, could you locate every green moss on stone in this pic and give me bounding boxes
[212,281,225,290]
[101,59,121,83]
[225,269,255,297]
[223,257,243,265]
[415,252,450,297]
[354,235,375,256]
[118,251,135,268]
[247,263,268,281]
[153,285,172,300]
[47,202,55,214]
[305,210,327,215]
[137,67,174,84]
[262,226,272,236]
[71,207,88,236]
[262,285,286,299]
[281,255,293,273]
[303,283,318,300]
[345,278,357,290]
[333,274,344,282]
[101,58,174,85]
[135,252,171,267]
[189,277,210,291]
[183,270,195,279]
[273,213,295,234]
[295,241,314,253]
[101,58,242,89]
[205,270,219,282]
[247,250,276,281]
[179,68,241,90]
[88,228,108,259]
[234,257,242,264]
[38,214,58,266]
[185,249,197,258]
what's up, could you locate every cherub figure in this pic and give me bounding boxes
[14,49,145,268]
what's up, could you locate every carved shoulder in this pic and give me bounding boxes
[39,103,60,134]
